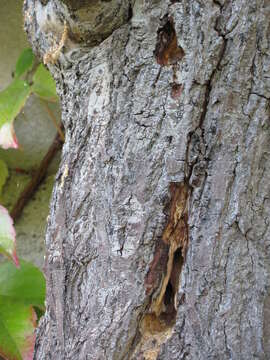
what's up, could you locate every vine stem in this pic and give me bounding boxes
[40,99,65,142]
[10,127,64,222]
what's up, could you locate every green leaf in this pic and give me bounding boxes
[32,64,57,101]
[0,298,36,360]
[0,260,45,308]
[0,79,31,149]
[0,260,45,359]
[0,160,8,194]
[0,205,19,267]
[0,79,31,128]
[15,49,34,78]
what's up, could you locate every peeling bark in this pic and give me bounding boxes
[24,0,270,359]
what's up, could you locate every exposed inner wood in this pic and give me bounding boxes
[135,182,189,359]
[155,17,185,66]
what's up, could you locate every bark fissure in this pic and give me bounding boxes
[186,16,227,183]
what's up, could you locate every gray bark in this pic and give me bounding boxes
[24,0,270,359]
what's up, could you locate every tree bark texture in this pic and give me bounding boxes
[24,0,270,359]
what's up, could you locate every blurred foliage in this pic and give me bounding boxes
[0,48,57,360]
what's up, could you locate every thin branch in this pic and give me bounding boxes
[10,128,64,222]
[25,58,40,84]
[40,100,65,142]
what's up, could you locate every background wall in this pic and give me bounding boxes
[0,0,61,268]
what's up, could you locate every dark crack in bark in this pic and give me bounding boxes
[186,7,228,183]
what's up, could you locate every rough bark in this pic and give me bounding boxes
[24,0,270,359]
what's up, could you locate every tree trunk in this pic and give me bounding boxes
[24,0,270,359]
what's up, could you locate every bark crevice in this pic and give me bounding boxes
[186,3,228,189]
